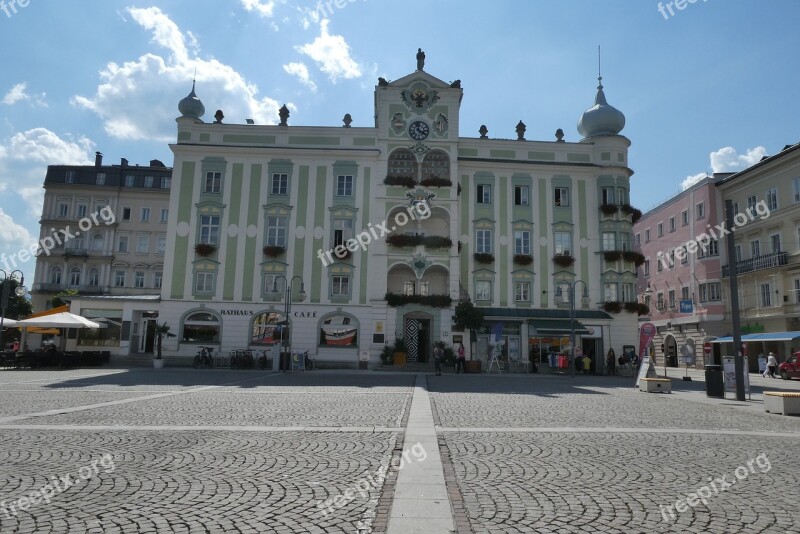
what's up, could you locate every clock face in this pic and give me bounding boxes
[408,121,430,141]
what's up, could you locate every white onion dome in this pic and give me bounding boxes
[577,77,625,138]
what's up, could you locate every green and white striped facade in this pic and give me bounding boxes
[157,67,639,368]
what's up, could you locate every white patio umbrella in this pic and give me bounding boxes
[16,312,101,329]
[0,318,19,328]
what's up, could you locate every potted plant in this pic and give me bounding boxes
[603,301,622,314]
[474,252,495,264]
[552,254,575,268]
[622,251,646,266]
[600,204,619,216]
[194,243,217,257]
[263,245,286,257]
[153,322,174,368]
[513,254,533,266]
[393,337,407,366]
[603,251,623,262]
[380,344,395,366]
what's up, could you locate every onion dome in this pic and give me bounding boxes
[577,77,625,138]
[178,81,205,119]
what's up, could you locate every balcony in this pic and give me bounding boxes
[722,251,787,277]
[64,247,89,257]
[33,283,64,292]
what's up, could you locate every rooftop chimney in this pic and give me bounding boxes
[121,157,128,167]
[95,152,103,167]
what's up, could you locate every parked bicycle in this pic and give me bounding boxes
[194,346,214,369]
[230,349,254,369]
[257,350,270,370]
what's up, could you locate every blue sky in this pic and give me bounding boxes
[1,0,799,280]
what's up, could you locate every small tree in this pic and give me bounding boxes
[154,322,174,360]
[452,301,484,361]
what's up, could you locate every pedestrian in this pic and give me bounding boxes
[767,352,778,378]
[582,354,591,374]
[758,353,767,377]
[433,344,443,376]
[455,343,466,374]
[11,340,19,353]
[575,353,584,373]
[607,351,616,376]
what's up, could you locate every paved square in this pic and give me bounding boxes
[0,368,798,533]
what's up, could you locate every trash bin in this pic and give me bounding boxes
[279,351,291,371]
[705,364,724,398]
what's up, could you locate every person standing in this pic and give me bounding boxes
[455,343,466,374]
[758,353,767,377]
[607,351,616,376]
[767,352,778,378]
[433,344,443,376]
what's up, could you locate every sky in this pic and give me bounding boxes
[1,0,799,281]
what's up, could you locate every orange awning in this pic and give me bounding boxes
[24,305,69,334]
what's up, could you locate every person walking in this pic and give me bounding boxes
[455,343,466,374]
[433,344,443,376]
[767,352,778,378]
[607,351,616,376]
[758,353,767,377]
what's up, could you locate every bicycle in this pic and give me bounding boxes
[257,350,270,370]
[194,346,214,369]
[230,349,254,369]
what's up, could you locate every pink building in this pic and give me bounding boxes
[634,175,733,368]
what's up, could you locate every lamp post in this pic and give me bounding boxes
[272,275,306,369]
[645,284,667,373]
[0,270,26,355]
[563,280,589,378]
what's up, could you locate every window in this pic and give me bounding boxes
[795,278,800,304]
[331,276,350,296]
[657,259,663,273]
[699,284,708,302]
[668,289,676,309]
[620,233,631,252]
[141,176,153,188]
[794,177,800,203]
[65,171,76,184]
[645,229,651,243]
[333,219,354,249]
[750,240,760,258]
[160,208,169,223]
[514,231,530,255]
[195,272,215,293]
[617,188,628,205]
[603,283,618,302]
[154,271,163,289]
[657,293,665,309]
[770,233,781,253]
[708,239,719,256]
[475,280,491,301]
[114,270,125,287]
[204,171,221,193]
[681,286,690,300]
[122,207,131,221]
[117,235,129,253]
[514,185,529,206]
[708,283,721,301]
[266,216,288,247]
[182,312,220,343]
[747,195,757,211]
[319,313,357,346]
[515,282,530,302]
[602,232,616,251]
[92,234,104,251]
[554,187,569,207]
[644,260,650,276]
[419,281,430,296]
[621,283,634,303]
[735,245,742,262]
[733,202,740,216]
[475,229,493,254]
[336,175,354,197]
[657,222,664,237]
[69,268,81,287]
[88,269,99,287]
[766,187,778,211]
[271,173,288,195]
[696,202,705,220]
[58,202,69,218]
[125,175,135,187]
[601,187,615,205]
[161,177,171,189]
[635,233,641,246]
[141,207,150,222]
[403,281,415,296]
[199,215,220,245]
[680,246,688,264]
[554,231,571,255]
[760,283,772,307]
[134,272,145,289]
[136,234,149,254]
[477,184,491,204]
[156,235,166,255]
[76,204,87,218]
[669,217,676,232]
[682,210,688,226]
[96,173,106,185]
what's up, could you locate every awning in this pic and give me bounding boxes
[528,319,590,336]
[0,318,18,328]
[710,331,800,343]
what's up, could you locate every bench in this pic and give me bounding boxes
[764,391,800,415]
[639,377,672,394]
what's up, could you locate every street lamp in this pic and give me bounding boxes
[645,284,665,312]
[272,275,306,370]
[562,280,589,378]
[0,270,26,355]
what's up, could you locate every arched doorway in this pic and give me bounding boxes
[664,334,678,367]
[403,311,433,363]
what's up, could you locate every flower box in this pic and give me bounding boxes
[194,243,217,257]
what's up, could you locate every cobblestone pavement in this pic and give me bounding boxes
[429,374,800,534]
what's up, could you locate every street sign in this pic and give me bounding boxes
[679,299,693,314]
[704,342,712,355]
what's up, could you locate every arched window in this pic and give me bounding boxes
[421,150,450,184]
[250,311,287,345]
[50,267,62,285]
[388,148,417,180]
[88,268,100,287]
[69,267,81,287]
[319,313,358,347]
[181,311,221,343]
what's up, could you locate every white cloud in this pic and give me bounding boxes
[72,7,286,141]
[283,62,317,92]
[2,82,47,107]
[681,172,708,191]
[0,208,37,261]
[240,0,278,18]
[0,128,94,214]
[710,146,768,173]
[296,20,362,82]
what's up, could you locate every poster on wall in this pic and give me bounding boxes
[319,314,358,346]
[723,356,750,397]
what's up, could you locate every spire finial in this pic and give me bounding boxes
[597,45,603,89]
